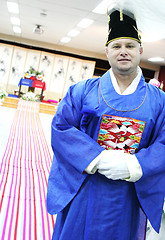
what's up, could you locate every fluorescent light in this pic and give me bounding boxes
[92,0,110,14]
[60,37,71,43]
[148,57,164,62]
[141,33,164,42]
[67,29,80,37]
[10,16,20,25]
[7,2,19,14]
[77,18,94,28]
[13,26,21,33]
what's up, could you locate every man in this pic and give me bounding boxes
[47,8,165,240]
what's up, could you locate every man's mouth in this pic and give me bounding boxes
[118,59,130,62]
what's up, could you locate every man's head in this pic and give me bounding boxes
[106,38,143,76]
[105,9,143,76]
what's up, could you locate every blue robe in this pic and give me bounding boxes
[47,70,165,240]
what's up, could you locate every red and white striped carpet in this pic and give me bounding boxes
[0,100,55,240]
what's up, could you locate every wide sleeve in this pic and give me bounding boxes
[135,105,165,233]
[47,80,104,214]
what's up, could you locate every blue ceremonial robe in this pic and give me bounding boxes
[47,70,165,240]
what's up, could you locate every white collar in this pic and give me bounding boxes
[110,67,142,95]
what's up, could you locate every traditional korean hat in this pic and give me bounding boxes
[105,9,141,46]
[105,0,165,44]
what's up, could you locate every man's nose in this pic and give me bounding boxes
[120,47,127,55]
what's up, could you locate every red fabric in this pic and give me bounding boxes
[30,76,37,81]
[158,66,165,91]
[47,99,58,104]
[32,80,46,91]
[42,100,50,104]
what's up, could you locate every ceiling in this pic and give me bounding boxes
[1,0,165,67]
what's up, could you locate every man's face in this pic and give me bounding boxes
[106,39,143,75]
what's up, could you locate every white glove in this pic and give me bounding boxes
[96,150,130,180]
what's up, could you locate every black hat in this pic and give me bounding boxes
[106,9,141,46]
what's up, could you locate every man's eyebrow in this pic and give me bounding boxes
[111,42,120,46]
[126,42,135,44]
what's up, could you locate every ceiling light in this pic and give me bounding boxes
[148,57,164,62]
[7,2,19,14]
[140,32,164,42]
[40,10,47,17]
[13,26,21,34]
[33,25,44,34]
[10,16,20,26]
[60,37,71,43]
[77,18,94,28]
[67,29,80,37]
[92,0,110,14]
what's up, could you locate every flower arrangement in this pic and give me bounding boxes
[149,78,164,90]
[21,91,40,102]
[149,78,160,88]
[24,66,44,81]
[0,88,8,99]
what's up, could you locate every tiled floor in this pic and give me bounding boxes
[0,106,16,160]
[0,104,55,239]
[0,105,54,160]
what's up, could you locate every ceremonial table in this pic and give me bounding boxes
[18,78,46,101]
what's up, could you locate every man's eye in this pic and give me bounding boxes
[113,45,120,49]
[127,45,134,48]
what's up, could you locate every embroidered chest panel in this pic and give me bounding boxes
[97,115,146,154]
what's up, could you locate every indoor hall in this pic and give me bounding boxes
[0,0,165,239]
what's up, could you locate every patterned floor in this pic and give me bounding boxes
[0,100,55,240]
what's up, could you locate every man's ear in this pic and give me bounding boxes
[139,46,143,55]
[105,47,108,57]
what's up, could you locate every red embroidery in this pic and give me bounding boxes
[97,115,145,154]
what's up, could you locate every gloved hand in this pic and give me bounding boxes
[96,150,130,180]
